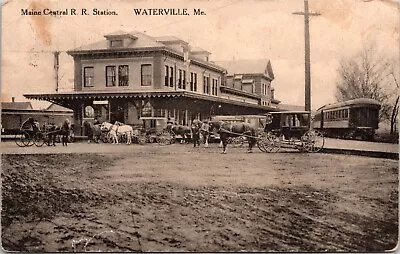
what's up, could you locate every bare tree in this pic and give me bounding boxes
[335,44,398,130]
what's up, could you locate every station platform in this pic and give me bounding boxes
[322,138,398,160]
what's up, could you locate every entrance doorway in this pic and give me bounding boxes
[110,103,127,123]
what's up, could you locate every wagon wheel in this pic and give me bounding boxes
[138,135,147,145]
[21,132,35,147]
[229,136,245,148]
[33,133,46,147]
[265,133,281,153]
[100,132,109,143]
[301,129,324,153]
[257,133,268,152]
[157,130,173,146]
[257,133,280,153]
[14,131,28,147]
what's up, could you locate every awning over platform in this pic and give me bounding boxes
[24,90,279,112]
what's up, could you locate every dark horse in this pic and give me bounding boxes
[167,124,192,143]
[83,121,102,143]
[209,120,258,154]
[46,119,72,146]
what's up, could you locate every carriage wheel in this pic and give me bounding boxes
[138,135,147,145]
[14,132,27,147]
[265,133,281,153]
[100,133,109,143]
[229,136,245,148]
[33,133,46,147]
[257,133,268,152]
[157,131,173,146]
[301,129,324,153]
[21,132,34,147]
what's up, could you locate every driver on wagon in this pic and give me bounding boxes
[21,117,40,136]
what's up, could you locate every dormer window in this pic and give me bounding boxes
[110,40,123,48]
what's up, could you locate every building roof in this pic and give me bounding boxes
[69,31,165,52]
[277,103,305,111]
[24,90,278,112]
[1,101,33,110]
[190,46,211,54]
[46,103,73,112]
[214,59,275,80]
[154,36,189,45]
[67,31,225,73]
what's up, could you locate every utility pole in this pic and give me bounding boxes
[54,51,60,92]
[293,0,320,112]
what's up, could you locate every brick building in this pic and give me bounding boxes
[25,31,280,135]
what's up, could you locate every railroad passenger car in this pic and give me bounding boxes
[313,98,381,141]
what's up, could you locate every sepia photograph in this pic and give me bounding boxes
[1,0,399,252]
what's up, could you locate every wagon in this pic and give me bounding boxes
[257,111,325,153]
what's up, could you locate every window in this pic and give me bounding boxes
[212,78,218,95]
[203,76,206,93]
[182,70,186,90]
[83,67,94,87]
[118,65,129,86]
[194,73,197,91]
[141,101,152,117]
[84,106,94,118]
[106,66,116,87]
[110,40,123,47]
[190,72,194,91]
[165,65,169,86]
[141,64,152,86]
[178,69,182,89]
[203,76,210,94]
[169,66,174,88]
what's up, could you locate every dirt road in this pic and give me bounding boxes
[1,144,398,252]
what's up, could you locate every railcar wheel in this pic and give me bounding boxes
[301,130,324,153]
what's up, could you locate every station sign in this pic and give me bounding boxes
[93,100,109,105]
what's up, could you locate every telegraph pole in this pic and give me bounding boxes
[54,51,60,92]
[293,0,320,112]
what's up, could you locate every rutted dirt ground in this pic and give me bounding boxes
[1,144,398,252]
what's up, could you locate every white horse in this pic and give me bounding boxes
[100,122,119,144]
[111,121,134,144]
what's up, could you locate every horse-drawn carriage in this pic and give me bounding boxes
[15,118,73,147]
[199,112,324,153]
[257,111,325,153]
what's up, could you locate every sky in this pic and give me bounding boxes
[1,0,399,109]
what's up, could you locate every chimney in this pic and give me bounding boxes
[12,97,15,103]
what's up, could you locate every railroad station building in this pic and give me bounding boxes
[25,31,281,135]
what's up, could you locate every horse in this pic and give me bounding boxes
[209,120,258,154]
[100,122,119,144]
[169,124,192,143]
[59,119,72,146]
[110,121,134,144]
[83,121,102,143]
[46,119,71,146]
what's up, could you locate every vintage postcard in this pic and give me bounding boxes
[1,0,399,252]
